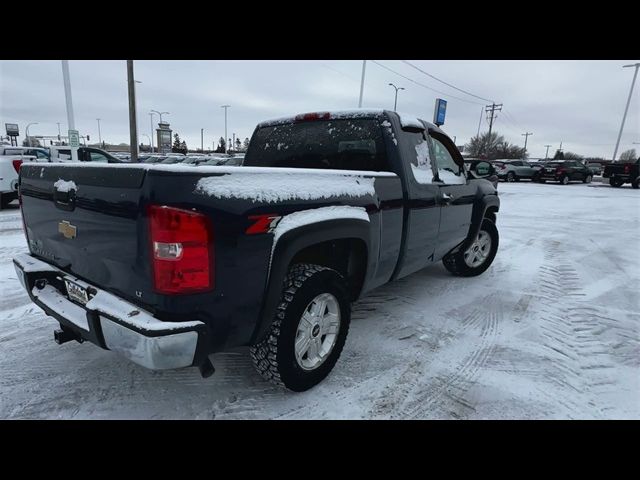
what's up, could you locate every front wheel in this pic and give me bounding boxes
[560,175,570,185]
[583,174,592,184]
[443,219,499,277]
[250,264,351,392]
[506,172,516,182]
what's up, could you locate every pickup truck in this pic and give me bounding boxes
[13,109,500,392]
[603,159,639,188]
[0,154,39,209]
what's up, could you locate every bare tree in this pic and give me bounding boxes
[465,131,525,160]
[619,149,637,161]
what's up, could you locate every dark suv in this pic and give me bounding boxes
[534,160,593,185]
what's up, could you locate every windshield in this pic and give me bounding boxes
[244,118,389,172]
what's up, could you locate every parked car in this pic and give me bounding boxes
[495,160,539,182]
[0,154,37,208]
[533,160,593,184]
[0,146,51,162]
[159,155,186,165]
[603,159,640,188]
[586,162,603,176]
[14,109,500,392]
[49,146,123,163]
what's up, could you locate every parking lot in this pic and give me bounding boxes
[0,180,638,419]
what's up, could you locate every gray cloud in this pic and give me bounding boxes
[1,60,638,158]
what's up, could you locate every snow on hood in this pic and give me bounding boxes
[195,171,376,203]
[54,179,77,192]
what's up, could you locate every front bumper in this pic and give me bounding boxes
[13,253,208,370]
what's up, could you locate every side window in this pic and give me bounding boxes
[405,130,435,184]
[36,151,48,160]
[58,149,72,160]
[429,134,465,185]
[89,151,108,163]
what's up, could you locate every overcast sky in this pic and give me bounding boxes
[1,60,638,158]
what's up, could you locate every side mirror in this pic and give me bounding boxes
[474,161,492,177]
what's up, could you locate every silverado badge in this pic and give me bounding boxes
[58,221,77,239]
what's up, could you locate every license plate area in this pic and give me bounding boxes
[65,279,89,305]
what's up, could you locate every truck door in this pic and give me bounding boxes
[428,130,476,261]
[391,127,441,280]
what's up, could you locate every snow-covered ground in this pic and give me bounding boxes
[0,181,638,419]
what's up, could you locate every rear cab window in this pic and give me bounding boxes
[244,118,390,172]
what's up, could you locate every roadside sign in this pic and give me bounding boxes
[5,123,19,136]
[433,98,447,126]
[68,129,80,148]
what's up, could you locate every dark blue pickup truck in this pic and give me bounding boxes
[13,109,500,391]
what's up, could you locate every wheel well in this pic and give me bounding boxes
[289,238,367,301]
[485,206,498,224]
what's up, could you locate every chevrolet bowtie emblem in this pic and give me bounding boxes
[58,221,77,239]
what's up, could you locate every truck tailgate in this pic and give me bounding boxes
[19,164,148,303]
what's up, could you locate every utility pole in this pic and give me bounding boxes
[232,133,236,152]
[521,132,533,157]
[544,144,552,159]
[96,118,102,145]
[388,83,405,111]
[61,60,78,162]
[485,103,503,137]
[127,60,139,162]
[56,122,61,142]
[201,128,204,152]
[612,63,640,161]
[358,60,367,108]
[221,105,230,154]
[477,106,483,137]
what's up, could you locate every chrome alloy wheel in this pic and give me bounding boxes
[294,293,341,371]
[463,230,492,268]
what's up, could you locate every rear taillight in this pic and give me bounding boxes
[556,167,566,174]
[294,112,331,122]
[148,205,213,294]
[624,164,630,174]
[12,159,22,173]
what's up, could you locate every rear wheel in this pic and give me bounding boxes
[506,172,516,182]
[632,177,639,189]
[560,175,570,185]
[583,174,592,184]
[250,263,351,392]
[443,219,499,277]
[610,177,624,187]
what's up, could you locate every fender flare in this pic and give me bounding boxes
[250,218,371,344]
[459,194,500,253]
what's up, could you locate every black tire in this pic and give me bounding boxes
[443,218,499,277]
[249,263,351,392]
[583,174,592,184]
[506,172,516,182]
[560,175,569,185]
[610,177,623,187]
[632,177,639,189]
[0,194,11,210]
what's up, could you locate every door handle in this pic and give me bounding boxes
[441,192,454,203]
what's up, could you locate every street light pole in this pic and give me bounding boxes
[149,112,155,153]
[201,128,204,152]
[221,105,230,154]
[358,60,367,108]
[521,132,533,158]
[612,63,640,162]
[388,83,405,111]
[126,60,139,163]
[96,118,102,145]
[61,60,78,161]
[25,122,38,147]
[544,144,551,159]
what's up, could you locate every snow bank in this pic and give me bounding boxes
[195,172,376,203]
[54,179,77,192]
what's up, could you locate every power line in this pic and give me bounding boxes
[401,60,496,104]
[370,60,485,106]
